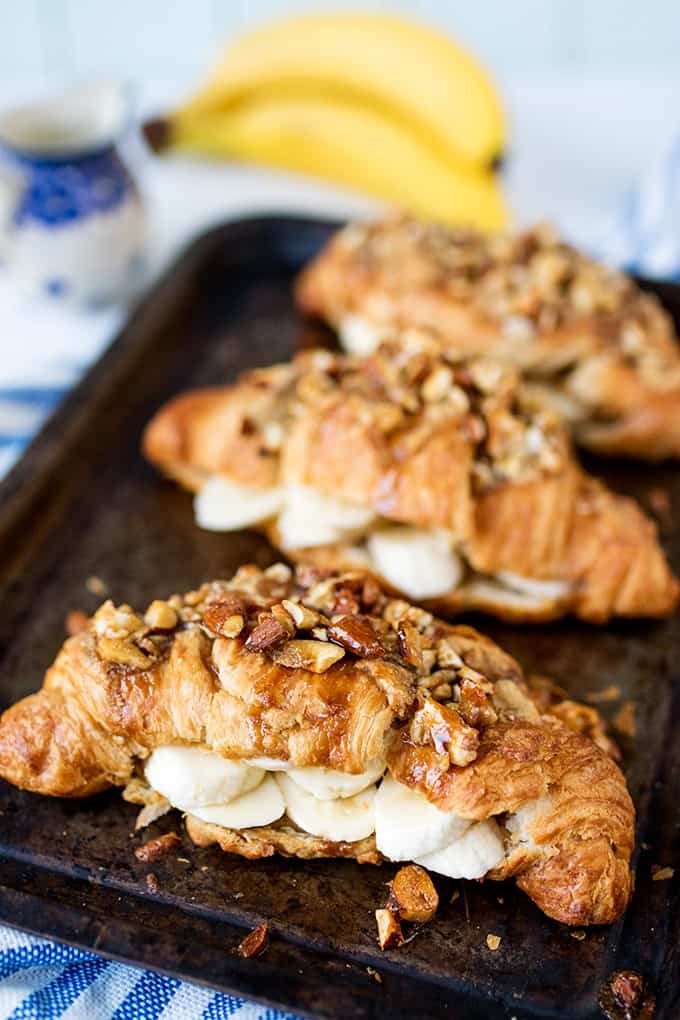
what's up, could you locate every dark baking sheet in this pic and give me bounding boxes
[0,215,678,1020]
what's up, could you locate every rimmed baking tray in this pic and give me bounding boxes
[0,216,677,1019]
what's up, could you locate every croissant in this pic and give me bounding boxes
[0,564,634,926]
[295,216,680,460]
[143,343,678,623]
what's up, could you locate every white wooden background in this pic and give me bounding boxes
[3,0,680,87]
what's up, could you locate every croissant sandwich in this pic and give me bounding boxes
[296,216,680,460]
[0,564,634,926]
[142,343,678,623]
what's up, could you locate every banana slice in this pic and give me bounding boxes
[415,819,505,879]
[339,315,384,356]
[494,572,571,603]
[277,484,375,550]
[195,475,284,532]
[276,772,376,842]
[366,527,463,600]
[189,775,285,829]
[375,773,470,860]
[145,746,264,809]
[246,756,290,771]
[287,758,386,800]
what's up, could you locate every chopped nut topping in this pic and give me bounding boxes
[327,615,385,657]
[245,615,290,653]
[375,908,404,950]
[388,865,439,923]
[145,872,159,894]
[144,600,178,630]
[281,599,319,629]
[651,865,674,881]
[203,595,247,638]
[486,933,502,952]
[397,620,423,669]
[237,923,269,959]
[134,831,182,862]
[409,697,479,766]
[65,609,89,636]
[97,636,151,670]
[271,638,346,673]
[458,671,498,727]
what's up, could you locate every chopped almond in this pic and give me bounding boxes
[134,831,181,862]
[65,610,89,636]
[245,615,290,652]
[272,638,345,673]
[388,865,439,923]
[237,923,269,959]
[328,615,385,657]
[486,933,502,951]
[375,908,404,950]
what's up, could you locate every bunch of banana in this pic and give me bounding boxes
[145,13,507,230]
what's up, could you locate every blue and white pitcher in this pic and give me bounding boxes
[0,80,145,306]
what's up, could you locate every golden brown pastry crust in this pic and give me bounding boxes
[142,346,678,623]
[295,216,680,460]
[0,566,634,925]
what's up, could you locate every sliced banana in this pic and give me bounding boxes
[246,756,290,771]
[339,315,383,356]
[366,526,463,600]
[494,572,571,603]
[189,775,285,829]
[287,758,386,800]
[144,746,264,809]
[277,484,375,550]
[276,772,376,842]
[194,475,285,532]
[375,773,470,860]
[415,819,506,879]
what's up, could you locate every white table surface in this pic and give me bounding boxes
[1,73,679,478]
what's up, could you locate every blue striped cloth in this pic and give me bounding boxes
[0,930,297,1019]
[1,143,680,1017]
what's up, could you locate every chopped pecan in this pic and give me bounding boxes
[375,908,404,950]
[134,831,181,862]
[204,595,247,638]
[237,923,269,959]
[328,615,385,657]
[388,865,439,923]
[410,697,479,766]
[271,638,345,673]
[245,615,290,653]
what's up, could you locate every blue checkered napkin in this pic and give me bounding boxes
[0,929,299,1020]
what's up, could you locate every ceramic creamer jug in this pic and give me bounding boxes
[0,80,145,305]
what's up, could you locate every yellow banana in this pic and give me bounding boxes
[170,96,507,231]
[178,12,505,171]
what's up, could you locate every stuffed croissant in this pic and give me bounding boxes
[296,216,680,460]
[142,342,678,623]
[0,564,634,926]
